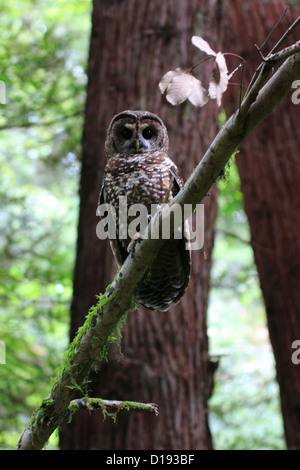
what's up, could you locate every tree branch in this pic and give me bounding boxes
[241,41,300,116]
[68,398,159,418]
[0,110,83,131]
[16,42,300,450]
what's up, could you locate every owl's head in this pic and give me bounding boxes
[105,110,169,158]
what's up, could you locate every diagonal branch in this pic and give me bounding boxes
[16,47,300,450]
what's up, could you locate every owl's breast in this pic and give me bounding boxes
[104,152,176,206]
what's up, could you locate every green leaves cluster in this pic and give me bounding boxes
[208,158,284,449]
[0,0,91,449]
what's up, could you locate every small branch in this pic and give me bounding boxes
[68,398,159,417]
[217,229,251,246]
[246,14,300,100]
[240,41,300,117]
[255,41,300,64]
[269,14,300,56]
[255,44,268,62]
[257,6,289,52]
[0,110,83,131]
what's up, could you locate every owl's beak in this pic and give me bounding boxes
[135,139,140,152]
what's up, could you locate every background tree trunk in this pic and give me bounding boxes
[221,0,300,449]
[60,0,222,450]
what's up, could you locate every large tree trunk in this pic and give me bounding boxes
[221,0,300,449]
[60,0,221,450]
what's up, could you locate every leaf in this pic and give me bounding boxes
[158,70,179,94]
[159,69,208,107]
[215,53,229,89]
[208,52,229,106]
[159,69,195,105]
[188,81,209,107]
[191,36,216,56]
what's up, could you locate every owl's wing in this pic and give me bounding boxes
[98,182,127,266]
[98,181,104,206]
[134,163,191,312]
[169,164,191,245]
[169,165,184,197]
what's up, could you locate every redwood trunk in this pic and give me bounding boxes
[221,0,300,449]
[60,0,221,450]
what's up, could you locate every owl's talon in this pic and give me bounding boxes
[128,233,141,253]
[156,203,166,212]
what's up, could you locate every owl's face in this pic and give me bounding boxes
[105,110,169,158]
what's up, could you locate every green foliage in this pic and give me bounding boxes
[0,0,91,449]
[208,158,285,449]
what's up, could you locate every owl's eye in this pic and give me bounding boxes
[142,127,154,140]
[121,128,133,140]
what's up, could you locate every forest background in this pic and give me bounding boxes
[1,0,299,450]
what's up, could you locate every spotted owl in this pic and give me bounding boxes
[99,110,191,311]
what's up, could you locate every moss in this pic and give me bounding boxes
[67,401,80,423]
[67,398,114,423]
[52,290,119,383]
[100,400,154,423]
[217,149,240,181]
[49,279,138,425]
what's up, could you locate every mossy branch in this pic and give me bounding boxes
[16,33,300,450]
[68,398,159,420]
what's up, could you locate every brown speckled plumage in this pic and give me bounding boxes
[99,110,191,311]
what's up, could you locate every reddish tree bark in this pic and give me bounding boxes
[221,0,300,449]
[60,0,222,450]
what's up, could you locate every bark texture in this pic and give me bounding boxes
[60,0,221,450]
[221,0,300,449]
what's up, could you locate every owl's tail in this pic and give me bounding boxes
[134,236,191,312]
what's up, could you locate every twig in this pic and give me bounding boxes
[68,398,159,417]
[240,40,300,117]
[257,6,289,53]
[217,229,250,246]
[246,13,300,97]
[255,41,300,63]
[269,14,300,56]
[0,110,83,131]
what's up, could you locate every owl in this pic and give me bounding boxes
[99,110,191,311]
